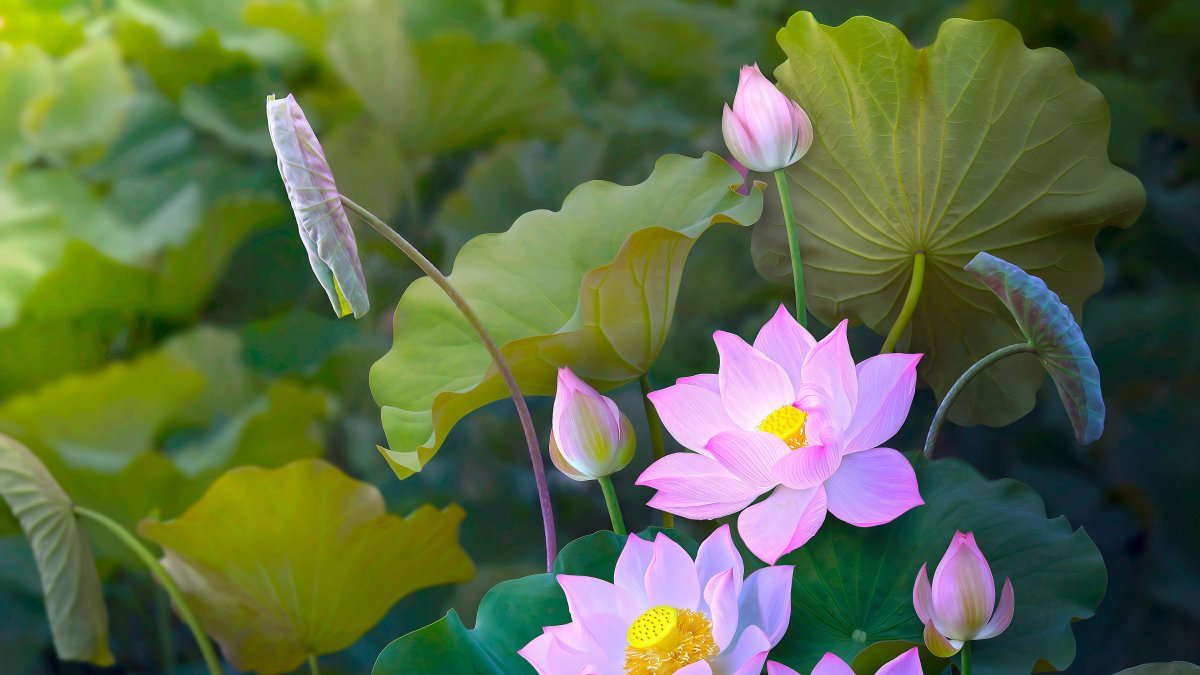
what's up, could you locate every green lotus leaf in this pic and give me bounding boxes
[1115,664,1200,675]
[116,0,303,66]
[139,459,475,675]
[772,454,1106,674]
[965,252,1105,443]
[369,153,763,477]
[372,528,694,674]
[757,13,1144,427]
[0,434,113,666]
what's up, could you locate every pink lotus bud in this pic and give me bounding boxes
[914,531,1015,657]
[549,368,635,481]
[721,64,814,173]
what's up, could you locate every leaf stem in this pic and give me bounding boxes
[73,506,222,675]
[308,653,321,675]
[638,374,673,528]
[960,640,972,675]
[881,252,926,354]
[924,342,1036,458]
[773,170,807,327]
[597,476,627,536]
[341,195,557,572]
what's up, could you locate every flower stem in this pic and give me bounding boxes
[638,374,673,529]
[341,196,558,572]
[773,169,807,327]
[960,641,972,675]
[924,342,1036,458]
[73,506,222,675]
[308,653,321,675]
[598,476,627,536]
[881,252,926,354]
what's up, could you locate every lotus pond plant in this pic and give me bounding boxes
[3,6,1186,675]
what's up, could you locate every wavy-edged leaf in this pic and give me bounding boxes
[139,459,474,674]
[756,13,1143,427]
[966,252,1105,443]
[773,454,1106,674]
[266,93,369,318]
[369,153,762,477]
[0,434,112,665]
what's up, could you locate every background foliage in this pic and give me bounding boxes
[0,0,1196,672]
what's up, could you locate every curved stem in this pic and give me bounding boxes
[308,653,321,675]
[960,640,972,675]
[341,196,557,571]
[924,342,1036,458]
[73,506,222,675]
[597,476,627,536]
[881,252,925,354]
[638,374,673,529]
[773,170,807,327]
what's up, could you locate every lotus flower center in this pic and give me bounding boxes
[758,405,808,449]
[625,606,718,674]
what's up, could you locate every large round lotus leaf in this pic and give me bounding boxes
[369,153,762,478]
[138,459,474,674]
[1115,664,1200,675]
[755,13,1144,427]
[372,528,695,674]
[0,434,112,665]
[771,454,1106,674]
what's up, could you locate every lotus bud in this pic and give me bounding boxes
[549,368,636,481]
[266,93,369,319]
[913,531,1015,657]
[721,64,814,173]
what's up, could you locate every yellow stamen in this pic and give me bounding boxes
[625,607,717,674]
[758,405,808,449]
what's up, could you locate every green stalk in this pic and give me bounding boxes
[308,653,321,675]
[638,374,673,528]
[960,641,972,675]
[341,195,557,573]
[597,476,627,536]
[881,252,926,354]
[73,506,222,675]
[924,342,1036,458]
[773,169,807,327]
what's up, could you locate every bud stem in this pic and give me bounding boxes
[960,641,972,675]
[341,196,557,572]
[638,374,673,529]
[881,252,926,354]
[773,170,807,327]
[598,476,627,536]
[924,342,1036,458]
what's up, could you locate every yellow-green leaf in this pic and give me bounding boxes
[138,459,474,674]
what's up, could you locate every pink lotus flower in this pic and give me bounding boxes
[767,647,923,675]
[637,305,924,564]
[914,531,1014,657]
[550,368,636,481]
[519,526,792,674]
[722,64,814,173]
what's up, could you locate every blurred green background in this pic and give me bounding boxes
[0,0,1196,672]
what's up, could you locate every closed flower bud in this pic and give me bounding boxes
[721,64,814,173]
[914,531,1015,657]
[549,368,635,481]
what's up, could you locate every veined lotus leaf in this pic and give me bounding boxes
[773,454,1106,674]
[757,13,1143,426]
[369,153,763,477]
[966,252,1104,443]
[372,528,694,674]
[0,434,113,666]
[1115,664,1200,675]
[138,459,475,674]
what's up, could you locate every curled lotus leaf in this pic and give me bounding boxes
[966,252,1105,444]
[757,13,1143,427]
[266,93,369,318]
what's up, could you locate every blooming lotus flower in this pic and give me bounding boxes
[914,531,1014,657]
[767,647,923,675]
[722,64,814,174]
[549,368,636,481]
[637,305,924,564]
[520,526,792,675]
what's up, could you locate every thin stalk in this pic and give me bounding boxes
[960,641,972,675]
[638,374,673,528]
[73,506,222,675]
[597,476,627,536]
[773,170,807,327]
[308,653,321,675]
[881,252,926,354]
[924,342,1036,458]
[341,196,557,571]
